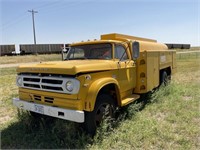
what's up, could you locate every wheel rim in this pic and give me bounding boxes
[95,103,113,126]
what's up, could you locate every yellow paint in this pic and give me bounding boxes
[16,33,176,113]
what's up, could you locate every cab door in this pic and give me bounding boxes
[115,44,136,99]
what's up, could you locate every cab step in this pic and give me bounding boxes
[121,94,140,106]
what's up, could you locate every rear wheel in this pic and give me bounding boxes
[160,71,170,86]
[84,94,116,136]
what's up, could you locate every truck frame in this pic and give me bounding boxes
[13,33,176,135]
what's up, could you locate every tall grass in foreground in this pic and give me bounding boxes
[90,82,199,149]
[1,82,199,149]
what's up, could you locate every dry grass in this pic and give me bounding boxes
[175,58,200,84]
[176,47,200,52]
[0,54,61,65]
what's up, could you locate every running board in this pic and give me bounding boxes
[121,94,140,106]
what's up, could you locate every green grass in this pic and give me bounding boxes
[0,68,18,129]
[0,56,199,149]
[89,81,200,149]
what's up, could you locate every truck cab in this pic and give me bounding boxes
[13,33,176,135]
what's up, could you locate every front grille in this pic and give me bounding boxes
[24,77,40,82]
[18,74,73,93]
[42,79,63,84]
[41,85,63,91]
[33,95,54,103]
[34,95,41,101]
[24,83,40,88]
[44,97,54,103]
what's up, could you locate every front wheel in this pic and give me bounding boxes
[84,94,116,136]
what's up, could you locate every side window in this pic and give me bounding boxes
[115,45,128,60]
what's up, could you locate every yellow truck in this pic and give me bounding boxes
[13,33,176,134]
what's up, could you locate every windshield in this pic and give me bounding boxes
[65,43,112,60]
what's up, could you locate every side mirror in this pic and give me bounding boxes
[132,41,140,60]
[62,47,70,61]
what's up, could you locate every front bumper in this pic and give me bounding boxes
[13,98,84,123]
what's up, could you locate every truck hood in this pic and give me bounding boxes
[17,60,116,75]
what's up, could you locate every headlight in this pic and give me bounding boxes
[64,79,80,94]
[16,76,23,87]
[66,81,74,92]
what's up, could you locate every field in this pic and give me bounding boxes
[0,50,199,149]
[0,54,61,65]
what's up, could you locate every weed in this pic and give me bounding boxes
[1,109,92,149]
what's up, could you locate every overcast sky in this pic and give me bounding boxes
[0,0,199,46]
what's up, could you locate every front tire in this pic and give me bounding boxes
[84,94,116,136]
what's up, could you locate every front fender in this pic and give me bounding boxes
[84,77,120,111]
